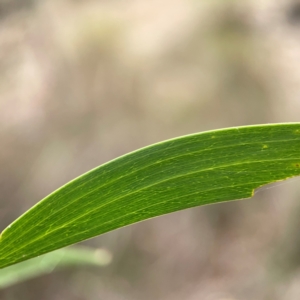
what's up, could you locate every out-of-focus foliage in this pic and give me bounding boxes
[0,247,112,289]
[1,0,300,299]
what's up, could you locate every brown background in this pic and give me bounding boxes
[1,0,300,299]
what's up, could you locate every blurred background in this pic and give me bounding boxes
[1,0,300,299]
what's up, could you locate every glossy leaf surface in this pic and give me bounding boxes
[1,123,300,269]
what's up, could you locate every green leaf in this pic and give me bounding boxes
[1,123,300,269]
[0,246,112,289]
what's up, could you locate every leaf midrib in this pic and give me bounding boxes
[0,156,296,263]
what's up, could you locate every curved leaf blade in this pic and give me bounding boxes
[1,123,300,268]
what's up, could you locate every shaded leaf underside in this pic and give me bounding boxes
[1,123,300,269]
